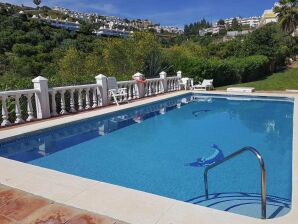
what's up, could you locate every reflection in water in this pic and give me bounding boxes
[192,110,211,117]
[185,144,225,168]
[0,96,192,162]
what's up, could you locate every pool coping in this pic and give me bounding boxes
[0,90,297,224]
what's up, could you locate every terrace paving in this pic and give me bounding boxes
[0,184,126,224]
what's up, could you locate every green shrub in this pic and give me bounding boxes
[175,55,269,87]
[227,55,270,82]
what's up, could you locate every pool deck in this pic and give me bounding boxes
[0,90,297,224]
[0,184,126,224]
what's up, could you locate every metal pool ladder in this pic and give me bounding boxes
[204,147,267,219]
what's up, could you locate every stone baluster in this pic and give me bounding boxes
[78,89,83,111]
[1,95,11,127]
[70,89,76,113]
[144,83,148,96]
[128,84,132,101]
[51,91,58,116]
[148,82,152,96]
[26,93,35,121]
[156,81,159,93]
[14,94,24,124]
[92,87,98,108]
[85,88,91,110]
[60,90,67,115]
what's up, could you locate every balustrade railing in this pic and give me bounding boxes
[0,71,186,128]
[0,89,38,126]
[49,84,103,116]
[167,77,180,92]
[144,78,164,97]
[117,80,139,102]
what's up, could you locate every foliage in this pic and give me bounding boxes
[274,0,298,34]
[0,8,297,91]
[184,19,212,36]
[33,0,41,8]
[241,23,296,66]
[227,55,270,82]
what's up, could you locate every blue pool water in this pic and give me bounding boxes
[0,94,294,219]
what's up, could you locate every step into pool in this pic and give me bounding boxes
[0,93,294,219]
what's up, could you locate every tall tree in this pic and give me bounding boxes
[33,0,41,9]
[274,0,298,34]
[217,19,225,26]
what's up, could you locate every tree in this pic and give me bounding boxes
[33,0,41,8]
[230,18,241,31]
[274,0,298,34]
[217,19,225,26]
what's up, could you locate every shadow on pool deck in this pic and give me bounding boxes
[0,184,127,224]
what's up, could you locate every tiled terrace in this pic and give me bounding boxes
[0,184,126,224]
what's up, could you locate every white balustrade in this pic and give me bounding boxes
[117,81,139,102]
[0,72,184,128]
[144,78,164,97]
[49,84,103,116]
[0,89,38,126]
[167,77,180,92]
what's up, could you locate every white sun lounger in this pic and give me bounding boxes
[193,79,214,91]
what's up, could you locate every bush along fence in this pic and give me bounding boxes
[0,71,185,127]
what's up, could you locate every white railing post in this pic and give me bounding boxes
[32,76,51,119]
[95,74,108,106]
[160,71,167,93]
[133,72,145,98]
[177,70,182,90]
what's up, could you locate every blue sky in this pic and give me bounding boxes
[4,0,277,27]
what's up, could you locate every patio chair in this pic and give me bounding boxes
[192,79,214,91]
[107,77,128,106]
[179,78,193,90]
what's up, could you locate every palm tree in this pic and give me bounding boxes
[274,0,298,34]
[33,0,41,9]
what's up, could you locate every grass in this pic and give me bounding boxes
[218,68,298,91]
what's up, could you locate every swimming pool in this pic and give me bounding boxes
[0,93,294,219]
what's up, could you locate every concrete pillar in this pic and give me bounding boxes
[32,76,50,119]
[95,74,108,106]
[133,72,145,98]
[159,71,167,93]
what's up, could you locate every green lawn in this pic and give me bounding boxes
[218,68,298,91]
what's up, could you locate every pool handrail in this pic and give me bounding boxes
[203,146,266,219]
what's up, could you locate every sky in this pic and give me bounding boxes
[3,0,277,27]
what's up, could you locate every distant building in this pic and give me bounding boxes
[40,17,80,31]
[224,16,261,28]
[259,9,278,27]
[239,17,261,28]
[94,28,131,38]
[199,24,225,36]
[227,30,252,37]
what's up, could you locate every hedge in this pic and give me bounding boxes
[183,55,270,87]
[227,55,270,83]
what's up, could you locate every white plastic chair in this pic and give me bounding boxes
[179,78,194,90]
[107,77,128,106]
